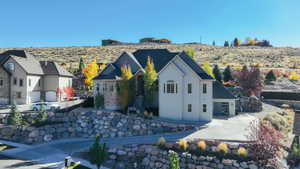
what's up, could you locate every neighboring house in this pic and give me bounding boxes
[0,50,73,105]
[93,49,236,122]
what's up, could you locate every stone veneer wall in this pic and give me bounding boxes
[94,80,121,109]
[0,109,197,144]
[101,144,261,169]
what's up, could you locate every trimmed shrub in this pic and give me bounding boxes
[217,143,228,155]
[177,139,188,151]
[237,147,248,157]
[197,140,206,151]
[168,150,180,169]
[157,137,166,148]
[7,104,22,125]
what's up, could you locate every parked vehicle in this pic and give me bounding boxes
[31,103,60,111]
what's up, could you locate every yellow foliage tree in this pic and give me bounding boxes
[289,72,300,81]
[83,59,99,90]
[119,65,134,111]
[202,61,214,78]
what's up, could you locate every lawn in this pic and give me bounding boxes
[68,162,90,169]
[0,144,15,151]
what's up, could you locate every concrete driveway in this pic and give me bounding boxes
[183,113,257,141]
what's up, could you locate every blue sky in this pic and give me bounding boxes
[0,0,299,48]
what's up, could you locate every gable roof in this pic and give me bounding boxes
[94,63,121,80]
[0,50,44,75]
[40,61,73,77]
[213,81,236,99]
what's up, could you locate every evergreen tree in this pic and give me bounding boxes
[7,104,22,125]
[144,57,157,109]
[36,104,47,123]
[88,135,108,169]
[265,70,276,82]
[224,41,229,47]
[223,66,234,82]
[169,151,180,169]
[79,57,85,73]
[119,65,134,111]
[184,48,196,59]
[213,65,223,82]
[202,61,214,78]
[233,38,240,47]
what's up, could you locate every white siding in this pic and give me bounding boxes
[27,75,42,103]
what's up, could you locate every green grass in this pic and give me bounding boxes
[0,144,16,151]
[68,162,90,169]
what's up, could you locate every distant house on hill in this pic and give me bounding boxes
[93,49,236,122]
[0,50,73,105]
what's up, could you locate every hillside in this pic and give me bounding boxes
[1,44,300,70]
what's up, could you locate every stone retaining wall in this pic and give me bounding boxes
[0,109,197,144]
[103,144,260,169]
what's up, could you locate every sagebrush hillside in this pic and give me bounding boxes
[1,44,300,70]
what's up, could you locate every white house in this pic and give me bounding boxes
[0,50,73,105]
[93,49,236,122]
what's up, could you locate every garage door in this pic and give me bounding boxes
[46,91,57,102]
[213,102,229,115]
[30,92,41,103]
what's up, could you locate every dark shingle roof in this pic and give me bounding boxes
[40,61,73,77]
[178,52,214,80]
[132,49,178,72]
[94,64,121,80]
[213,81,236,99]
[0,50,44,75]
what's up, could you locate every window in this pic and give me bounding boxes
[110,84,114,92]
[96,84,100,92]
[6,63,15,72]
[188,104,192,112]
[203,84,207,93]
[203,104,207,112]
[188,83,192,94]
[16,92,22,99]
[38,79,41,87]
[28,79,31,87]
[13,77,17,85]
[166,81,176,93]
[0,78,3,87]
[19,79,23,87]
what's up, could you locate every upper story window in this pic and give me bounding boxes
[19,79,23,87]
[188,104,192,112]
[6,63,15,72]
[110,84,114,92]
[28,79,31,87]
[188,83,192,94]
[13,77,17,85]
[203,84,207,93]
[203,104,207,112]
[166,80,177,94]
[96,84,100,92]
[0,78,3,87]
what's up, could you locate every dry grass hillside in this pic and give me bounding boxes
[1,44,300,70]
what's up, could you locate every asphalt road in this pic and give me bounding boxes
[0,155,53,169]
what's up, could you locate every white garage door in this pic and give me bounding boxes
[30,92,41,103]
[46,91,57,102]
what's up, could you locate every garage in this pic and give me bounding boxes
[213,102,229,115]
[45,91,57,102]
[29,91,41,103]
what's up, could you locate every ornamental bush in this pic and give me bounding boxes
[157,137,166,148]
[197,140,206,151]
[177,139,188,151]
[237,147,248,157]
[217,142,228,155]
[168,150,180,169]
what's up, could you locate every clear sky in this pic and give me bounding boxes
[0,0,299,48]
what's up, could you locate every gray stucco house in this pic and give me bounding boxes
[0,50,73,105]
[93,49,236,122]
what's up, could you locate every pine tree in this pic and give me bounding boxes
[265,70,276,82]
[7,104,22,125]
[224,41,229,47]
[169,151,180,169]
[185,48,196,59]
[202,61,214,78]
[223,66,234,82]
[36,104,47,123]
[144,57,157,109]
[233,38,240,47]
[88,135,108,169]
[213,65,222,82]
[119,65,134,111]
[79,57,85,73]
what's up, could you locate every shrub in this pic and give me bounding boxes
[36,104,47,123]
[7,104,22,125]
[237,147,248,157]
[88,134,108,169]
[168,150,180,169]
[217,142,228,155]
[263,114,288,132]
[177,139,188,151]
[289,72,300,81]
[157,137,166,148]
[197,140,206,151]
